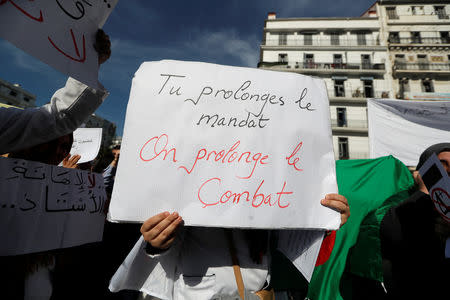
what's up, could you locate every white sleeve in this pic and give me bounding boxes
[0,77,109,154]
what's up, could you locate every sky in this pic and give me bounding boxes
[0,0,376,136]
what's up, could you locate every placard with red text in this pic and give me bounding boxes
[0,0,118,88]
[109,60,339,229]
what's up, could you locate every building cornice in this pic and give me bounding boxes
[380,0,450,5]
[265,17,378,22]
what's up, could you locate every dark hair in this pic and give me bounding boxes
[112,145,121,150]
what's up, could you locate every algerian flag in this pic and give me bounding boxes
[307,156,414,300]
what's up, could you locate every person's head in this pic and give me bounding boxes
[112,144,120,159]
[416,143,450,176]
[9,133,73,166]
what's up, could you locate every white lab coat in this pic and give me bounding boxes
[109,227,269,300]
[0,77,108,154]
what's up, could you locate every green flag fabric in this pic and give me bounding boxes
[306,156,414,300]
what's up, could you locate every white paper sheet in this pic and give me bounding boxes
[71,128,103,163]
[277,230,325,282]
[109,60,339,230]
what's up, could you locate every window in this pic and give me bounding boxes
[417,54,427,70]
[388,32,400,43]
[338,137,349,160]
[411,6,424,15]
[278,53,288,63]
[304,54,314,68]
[303,33,313,45]
[9,90,17,97]
[357,32,366,46]
[411,32,421,44]
[435,6,448,19]
[422,79,434,93]
[398,78,409,99]
[361,54,371,69]
[334,80,345,97]
[440,32,450,44]
[23,97,30,102]
[363,80,374,97]
[279,33,287,45]
[330,32,340,45]
[386,7,398,19]
[336,108,347,127]
[333,54,343,69]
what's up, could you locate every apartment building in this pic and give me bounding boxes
[377,0,450,100]
[258,0,450,160]
[0,78,36,108]
[258,12,390,160]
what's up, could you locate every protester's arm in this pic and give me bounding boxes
[0,30,111,154]
[141,212,183,255]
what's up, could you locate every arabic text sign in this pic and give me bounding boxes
[109,60,339,229]
[71,128,103,163]
[0,0,118,88]
[0,157,107,256]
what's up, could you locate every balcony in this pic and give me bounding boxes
[389,37,450,46]
[387,13,450,24]
[259,61,386,75]
[327,89,389,105]
[331,119,368,136]
[262,37,382,49]
[394,62,450,75]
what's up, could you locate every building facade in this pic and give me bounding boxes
[377,0,450,100]
[0,78,36,108]
[259,12,390,160]
[258,0,450,160]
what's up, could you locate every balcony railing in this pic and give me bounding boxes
[387,13,449,20]
[394,63,450,71]
[331,119,368,128]
[389,37,450,45]
[262,37,380,47]
[297,62,385,71]
[259,61,386,72]
[327,89,389,99]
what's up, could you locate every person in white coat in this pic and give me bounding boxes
[109,194,350,300]
[0,29,111,155]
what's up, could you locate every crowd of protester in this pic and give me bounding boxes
[0,28,448,300]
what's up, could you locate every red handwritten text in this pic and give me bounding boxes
[140,134,177,163]
[198,177,292,209]
[48,29,86,63]
[286,141,304,171]
[179,140,269,179]
[0,0,43,22]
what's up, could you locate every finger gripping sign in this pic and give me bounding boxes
[109,60,339,229]
[0,0,118,88]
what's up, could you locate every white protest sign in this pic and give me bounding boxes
[109,60,339,229]
[277,230,325,281]
[0,157,107,256]
[0,0,118,88]
[418,153,450,223]
[368,99,450,166]
[71,128,103,163]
